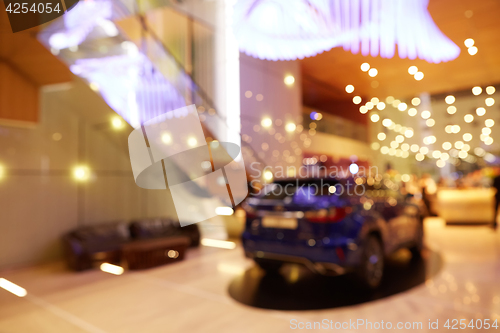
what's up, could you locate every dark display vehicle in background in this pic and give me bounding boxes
[242,178,424,288]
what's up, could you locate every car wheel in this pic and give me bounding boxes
[254,258,283,273]
[357,235,384,289]
[410,217,424,259]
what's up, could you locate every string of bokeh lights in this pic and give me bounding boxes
[345,54,497,169]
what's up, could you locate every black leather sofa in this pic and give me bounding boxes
[63,218,200,271]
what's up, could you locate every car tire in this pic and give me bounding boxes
[357,235,384,289]
[409,217,424,259]
[254,258,283,273]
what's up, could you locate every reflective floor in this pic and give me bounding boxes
[0,218,499,333]
[229,249,443,310]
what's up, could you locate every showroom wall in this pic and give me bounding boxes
[239,53,303,178]
[0,80,178,269]
[306,132,374,164]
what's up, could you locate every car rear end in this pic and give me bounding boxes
[242,179,363,274]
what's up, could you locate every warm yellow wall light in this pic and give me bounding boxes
[73,166,90,182]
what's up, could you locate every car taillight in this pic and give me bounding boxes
[305,207,347,223]
[242,202,258,219]
[246,210,258,219]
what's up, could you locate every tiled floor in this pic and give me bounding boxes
[1,218,499,333]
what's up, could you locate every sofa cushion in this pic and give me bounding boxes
[71,221,130,253]
[129,218,182,239]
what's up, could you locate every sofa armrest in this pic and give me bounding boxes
[62,234,92,271]
[181,224,200,247]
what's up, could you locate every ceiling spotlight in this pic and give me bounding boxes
[408,108,417,117]
[89,82,99,92]
[447,106,457,114]
[421,110,431,119]
[382,118,393,127]
[445,95,455,104]
[398,103,408,111]
[485,97,495,106]
[468,46,478,55]
[359,106,368,114]
[463,133,473,141]
[161,133,172,145]
[263,171,274,181]
[368,68,378,77]
[475,147,486,156]
[377,102,386,110]
[411,97,421,106]
[426,119,436,127]
[187,137,198,147]
[432,150,442,159]
[408,66,418,75]
[361,63,370,72]
[345,85,355,93]
[482,127,492,135]
[386,96,395,104]
[284,75,295,86]
[486,86,496,95]
[353,96,362,104]
[377,133,386,141]
[472,86,482,95]
[261,117,272,128]
[285,123,297,133]
[442,142,452,150]
[464,38,475,48]
[476,107,486,116]
[370,113,380,122]
[414,72,424,81]
[464,114,474,123]
[485,119,495,127]
[111,116,124,129]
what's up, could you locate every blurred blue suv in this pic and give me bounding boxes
[242,178,423,288]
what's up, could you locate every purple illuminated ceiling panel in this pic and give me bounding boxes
[38,0,189,129]
[71,54,186,128]
[233,0,343,61]
[48,0,115,49]
[233,0,460,63]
